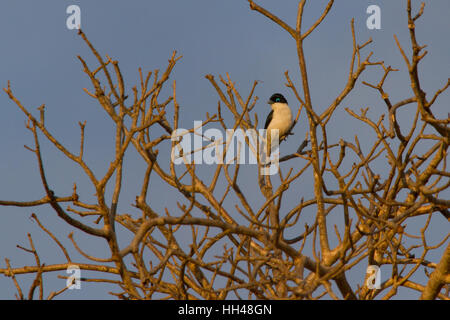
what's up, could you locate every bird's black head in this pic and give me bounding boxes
[268,93,287,105]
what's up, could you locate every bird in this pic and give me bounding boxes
[264,93,293,156]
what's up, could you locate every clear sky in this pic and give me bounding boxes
[0,0,448,299]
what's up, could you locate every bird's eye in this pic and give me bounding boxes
[275,98,280,102]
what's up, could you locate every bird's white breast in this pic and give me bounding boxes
[267,102,293,136]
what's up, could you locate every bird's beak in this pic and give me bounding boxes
[267,100,273,105]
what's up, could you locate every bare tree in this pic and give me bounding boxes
[1,0,448,300]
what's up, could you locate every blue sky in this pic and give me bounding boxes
[0,0,448,299]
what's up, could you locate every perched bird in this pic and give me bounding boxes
[264,93,293,155]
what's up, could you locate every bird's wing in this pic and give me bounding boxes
[264,110,274,129]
